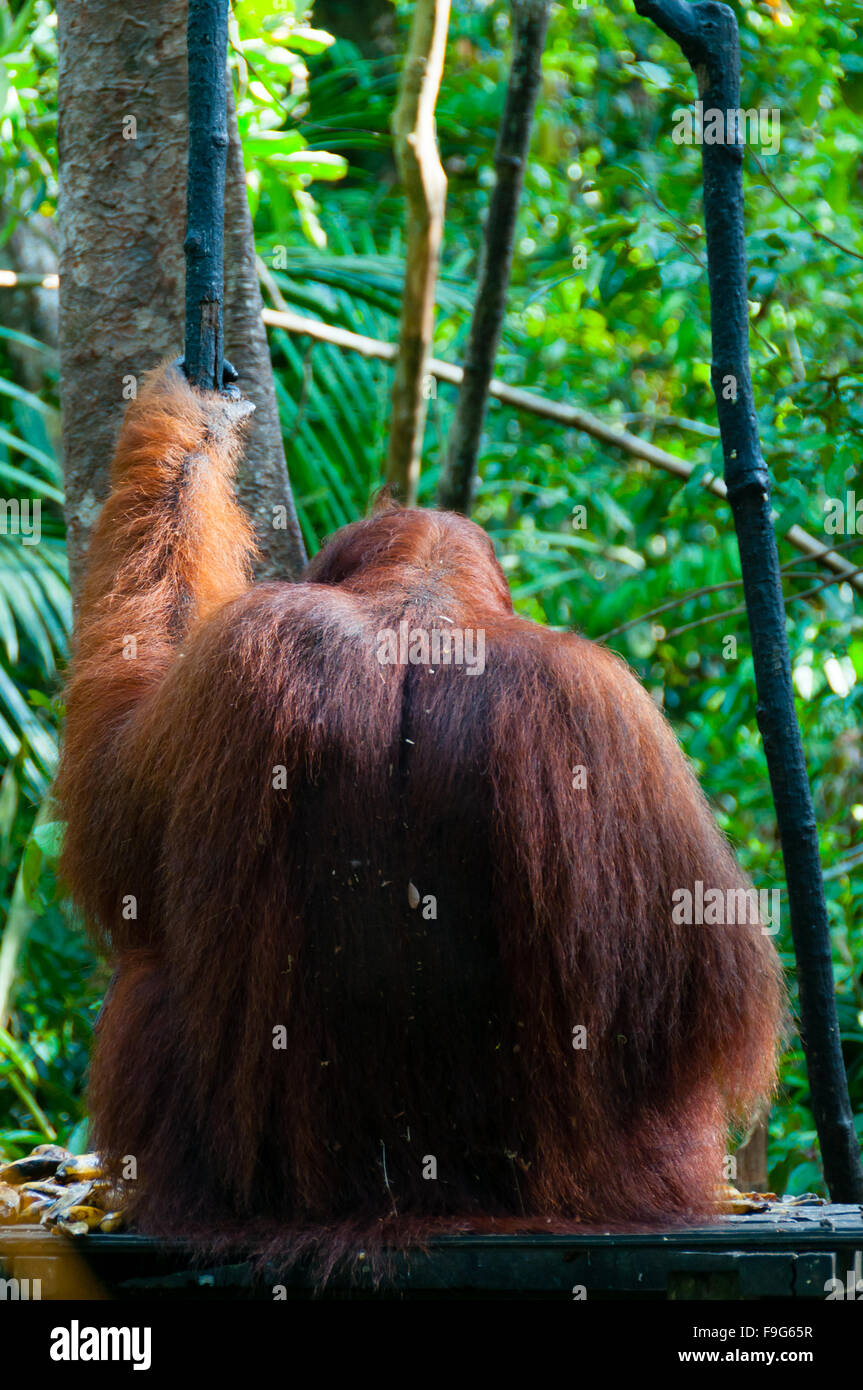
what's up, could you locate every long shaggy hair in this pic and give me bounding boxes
[55,366,784,1283]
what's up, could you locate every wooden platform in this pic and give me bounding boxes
[2,1204,862,1299]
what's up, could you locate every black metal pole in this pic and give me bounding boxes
[633,0,863,1201]
[183,0,230,392]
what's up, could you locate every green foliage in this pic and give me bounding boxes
[231,0,346,246]
[1,0,862,1196]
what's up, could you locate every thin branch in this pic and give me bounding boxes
[599,542,863,642]
[261,306,863,594]
[0,270,59,289]
[437,0,551,514]
[748,148,863,264]
[619,412,720,438]
[662,563,863,641]
[601,576,745,642]
[257,254,290,313]
[657,563,863,643]
[385,0,450,504]
[823,845,863,882]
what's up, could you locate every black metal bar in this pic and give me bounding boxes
[4,1209,863,1297]
[633,0,863,1201]
[183,0,230,392]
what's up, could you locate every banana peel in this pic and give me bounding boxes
[0,1144,127,1238]
[55,1154,105,1183]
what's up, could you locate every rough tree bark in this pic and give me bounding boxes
[57,1,187,592]
[634,0,863,1202]
[385,0,450,504]
[56,0,304,593]
[437,0,550,515]
[225,88,306,577]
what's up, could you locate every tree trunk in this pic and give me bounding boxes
[57,0,187,593]
[437,0,550,514]
[57,0,304,594]
[734,1111,769,1192]
[384,0,450,504]
[224,88,306,578]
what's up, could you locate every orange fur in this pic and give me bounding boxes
[55,366,784,1283]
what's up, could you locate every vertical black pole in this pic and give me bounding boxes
[184,0,230,392]
[633,0,863,1201]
